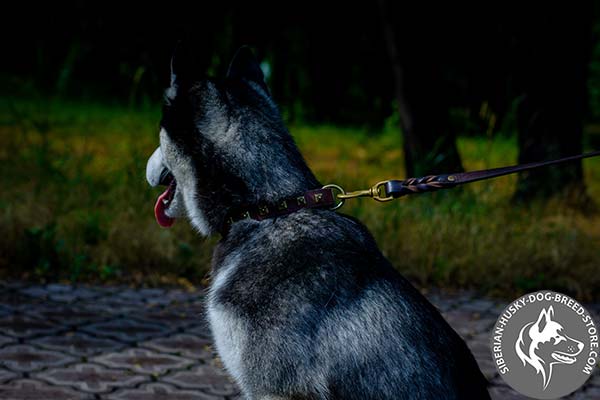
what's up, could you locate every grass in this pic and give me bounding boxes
[1,97,599,300]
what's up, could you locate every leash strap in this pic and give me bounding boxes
[382,150,600,199]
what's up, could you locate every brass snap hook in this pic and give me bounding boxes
[335,180,394,202]
[370,181,394,202]
[323,180,394,209]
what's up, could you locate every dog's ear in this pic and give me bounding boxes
[168,41,205,94]
[169,46,179,89]
[227,46,269,94]
[534,307,551,333]
[169,42,193,89]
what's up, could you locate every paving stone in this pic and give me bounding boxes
[0,334,15,347]
[185,321,213,339]
[161,289,203,305]
[467,332,491,354]
[27,304,110,326]
[465,316,497,335]
[46,283,73,293]
[459,298,495,314]
[442,309,496,338]
[589,303,600,317]
[84,285,123,297]
[0,305,20,317]
[49,287,100,303]
[452,291,475,306]
[162,302,208,326]
[489,303,507,318]
[0,291,46,310]
[135,309,200,330]
[0,281,26,290]
[31,332,125,357]
[19,285,51,299]
[35,363,149,393]
[0,368,18,383]
[0,378,93,399]
[589,372,600,386]
[424,291,459,312]
[0,304,15,317]
[163,364,238,396]
[0,304,12,316]
[104,382,223,400]
[175,300,207,314]
[0,283,596,399]
[81,318,172,343]
[69,286,101,299]
[581,386,600,398]
[92,348,194,375]
[141,334,213,360]
[150,291,202,308]
[50,292,83,303]
[20,284,100,303]
[0,344,77,372]
[127,289,200,307]
[0,314,60,338]
[100,289,149,307]
[488,385,529,400]
[474,357,498,382]
[442,310,480,337]
[81,299,145,315]
[118,288,165,301]
[565,388,593,400]
[490,374,509,387]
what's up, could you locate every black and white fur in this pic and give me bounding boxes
[146,46,490,400]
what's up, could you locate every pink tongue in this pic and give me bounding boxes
[154,188,175,228]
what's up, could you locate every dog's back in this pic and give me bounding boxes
[209,209,490,399]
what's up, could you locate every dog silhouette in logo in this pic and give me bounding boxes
[515,306,584,389]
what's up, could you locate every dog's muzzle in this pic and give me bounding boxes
[146,147,171,187]
[147,146,177,228]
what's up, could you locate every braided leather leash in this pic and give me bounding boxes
[221,150,600,234]
[333,150,600,206]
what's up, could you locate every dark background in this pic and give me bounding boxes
[4,1,600,200]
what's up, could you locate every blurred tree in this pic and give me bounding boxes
[513,3,594,204]
[378,1,463,177]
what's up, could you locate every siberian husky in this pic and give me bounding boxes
[146,46,490,400]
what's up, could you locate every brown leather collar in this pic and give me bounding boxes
[220,187,337,235]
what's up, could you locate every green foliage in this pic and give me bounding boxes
[1,97,599,299]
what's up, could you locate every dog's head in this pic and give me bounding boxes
[515,306,584,389]
[146,46,319,234]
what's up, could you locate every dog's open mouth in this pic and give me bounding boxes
[552,351,577,364]
[154,171,177,228]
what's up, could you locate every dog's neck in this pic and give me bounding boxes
[194,167,321,237]
[191,121,322,236]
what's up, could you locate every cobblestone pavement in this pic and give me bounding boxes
[0,281,598,399]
